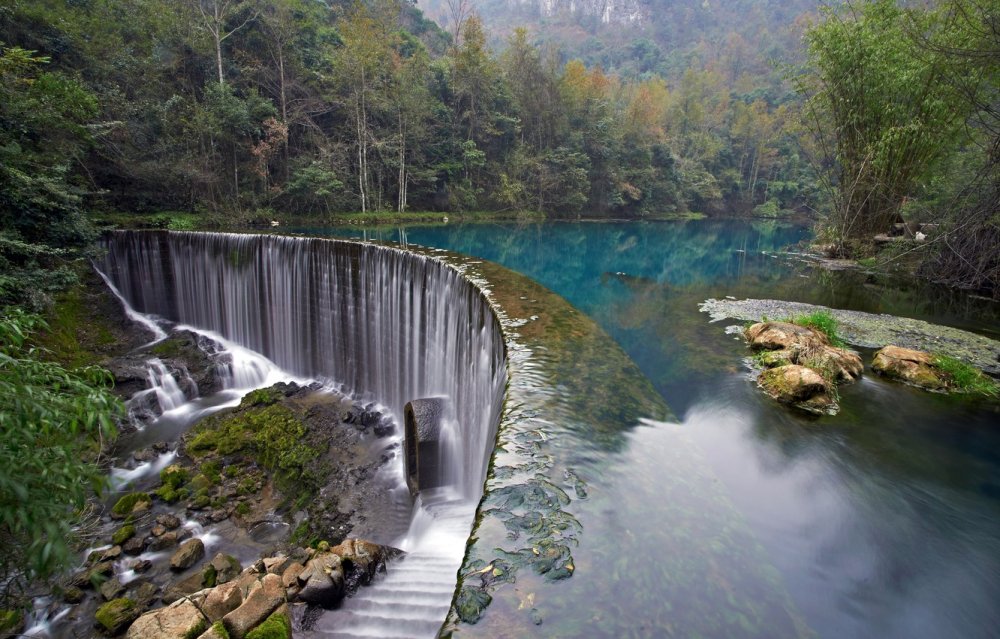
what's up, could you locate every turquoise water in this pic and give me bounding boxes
[296,220,1000,639]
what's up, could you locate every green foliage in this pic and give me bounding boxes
[212,621,231,639]
[932,355,999,397]
[245,612,291,639]
[0,310,121,588]
[802,0,973,245]
[789,311,845,347]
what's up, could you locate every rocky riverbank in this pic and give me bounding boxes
[23,267,412,637]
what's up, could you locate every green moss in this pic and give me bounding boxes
[111,492,151,517]
[245,612,291,639]
[200,460,222,484]
[241,387,281,408]
[160,464,189,489]
[224,464,240,478]
[235,502,251,516]
[933,355,999,396]
[211,621,230,639]
[237,477,257,496]
[789,310,845,347]
[111,524,136,546]
[183,617,208,639]
[0,609,22,632]
[95,598,137,633]
[202,564,218,588]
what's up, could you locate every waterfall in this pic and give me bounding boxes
[99,230,507,505]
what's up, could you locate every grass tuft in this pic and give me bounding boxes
[933,355,999,397]
[789,310,845,347]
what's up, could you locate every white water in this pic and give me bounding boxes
[99,232,510,638]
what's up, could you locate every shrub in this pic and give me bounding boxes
[0,310,121,589]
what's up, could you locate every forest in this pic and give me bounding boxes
[0,0,998,627]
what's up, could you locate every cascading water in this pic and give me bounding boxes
[99,231,508,637]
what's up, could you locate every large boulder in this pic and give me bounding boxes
[170,538,205,571]
[758,365,837,415]
[295,552,345,607]
[872,345,949,390]
[125,598,208,639]
[95,598,140,635]
[746,321,863,382]
[222,573,285,639]
[200,581,243,622]
[331,539,403,595]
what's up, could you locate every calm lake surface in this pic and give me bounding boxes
[296,219,1000,639]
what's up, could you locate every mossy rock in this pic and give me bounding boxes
[160,464,189,489]
[111,524,136,546]
[245,612,291,639]
[209,621,231,639]
[241,387,282,408]
[111,493,151,519]
[155,484,188,503]
[454,586,492,624]
[95,598,138,635]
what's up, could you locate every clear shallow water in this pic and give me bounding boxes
[296,220,1000,639]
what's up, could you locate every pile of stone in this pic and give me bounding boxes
[745,321,863,415]
[94,539,402,638]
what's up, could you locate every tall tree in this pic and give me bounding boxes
[802,0,970,247]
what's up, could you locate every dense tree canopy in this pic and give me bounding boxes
[0,0,815,222]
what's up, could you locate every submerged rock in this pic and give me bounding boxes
[872,345,949,390]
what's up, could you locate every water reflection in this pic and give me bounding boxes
[297,219,1000,639]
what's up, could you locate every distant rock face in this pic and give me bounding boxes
[872,345,949,390]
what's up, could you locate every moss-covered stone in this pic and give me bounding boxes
[245,612,291,639]
[111,493,151,519]
[94,598,138,635]
[160,464,189,489]
[111,524,136,546]
[210,620,231,639]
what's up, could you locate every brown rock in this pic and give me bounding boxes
[170,539,205,571]
[125,598,208,639]
[758,365,837,414]
[162,571,209,605]
[746,321,825,350]
[209,553,243,585]
[100,577,126,601]
[295,552,344,607]
[156,514,182,530]
[263,554,292,575]
[201,581,243,622]
[280,562,305,589]
[122,536,147,556]
[222,573,285,639]
[149,529,189,552]
[872,345,949,390]
[151,525,167,537]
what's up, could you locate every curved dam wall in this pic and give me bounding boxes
[99,231,507,500]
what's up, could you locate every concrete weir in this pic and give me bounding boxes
[100,231,810,638]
